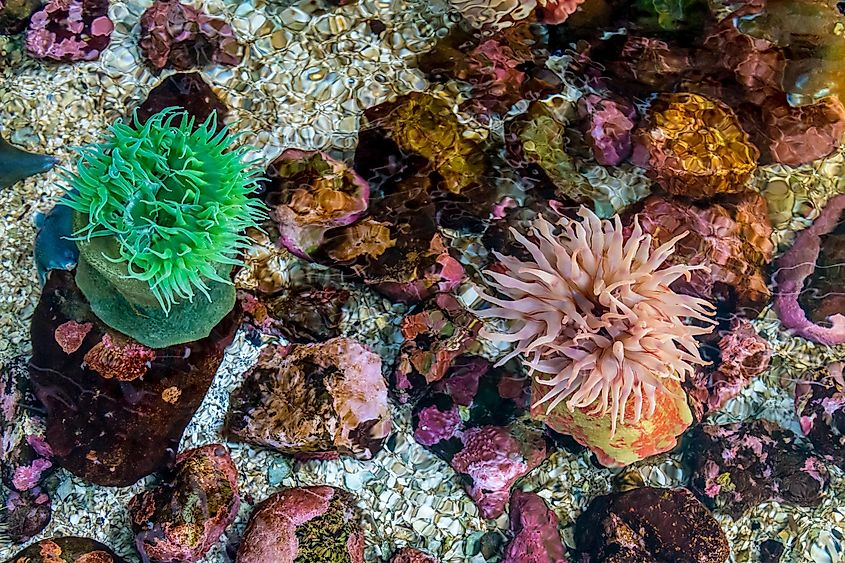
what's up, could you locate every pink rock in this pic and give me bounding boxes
[25,0,113,62]
[54,320,92,354]
[774,194,845,345]
[451,425,547,519]
[237,486,364,563]
[577,94,637,166]
[129,444,240,563]
[139,0,242,71]
[537,0,586,24]
[227,337,392,460]
[413,404,462,447]
[391,547,439,563]
[503,490,567,563]
[763,96,845,166]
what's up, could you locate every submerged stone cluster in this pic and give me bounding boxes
[2,0,845,561]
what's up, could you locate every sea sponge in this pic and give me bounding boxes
[62,107,264,348]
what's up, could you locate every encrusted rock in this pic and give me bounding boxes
[227,337,391,460]
[238,286,349,343]
[632,93,758,198]
[393,294,480,403]
[687,420,829,516]
[634,192,774,316]
[390,548,439,563]
[574,487,729,563]
[2,537,126,563]
[502,490,567,563]
[795,363,845,465]
[139,0,242,71]
[412,355,546,518]
[577,93,637,166]
[4,487,52,543]
[25,0,113,62]
[129,444,240,563]
[29,270,240,486]
[236,486,364,563]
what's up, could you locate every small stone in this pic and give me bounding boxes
[129,444,240,563]
[2,537,126,562]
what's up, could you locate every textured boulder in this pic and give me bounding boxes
[25,0,113,61]
[236,486,364,563]
[139,0,242,71]
[29,270,240,486]
[227,337,391,460]
[412,355,547,518]
[393,294,480,403]
[129,444,240,563]
[2,537,126,563]
[687,420,829,516]
[502,490,567,563]
[535,377,691,467]
[575,487,729,563]
[390,548,439,563]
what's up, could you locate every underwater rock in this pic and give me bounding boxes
[632,93,759,199]
[1,537,126,562]
[34,198,78,285]
[391,548,439,563]
[635,193,774,316]
[25,0,113,62]
[607,35,691,92]
[412,356,545,519]
[129,444,240,563]
[576,93,637,166]
[29,270,240,486]
[136,72,228,132]
[0,0,41,34]
[535,377,692,467]
[139,0,242,71]
[236,486,364,563]
[0,135,57,189]
[774,194,845,345]
[795,363,845,465]
[502,490,567,563]
[686,319,772,419]
[574,487,729,563]
[262,149,369,260]
[4,487,52,543]
[238,286,348,343]
[227,337,391,460]
[687,420,829,516]
[758,539,786,563]
[393,294,481,403]
[419,23,558,119]
[761,93,845,167]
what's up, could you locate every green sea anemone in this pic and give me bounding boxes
[62,107,264,348]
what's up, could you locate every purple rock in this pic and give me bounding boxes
[413,404,462,447]
[502,490,567,563]
[226,337,391,460]
[774,193,845,345]
[236,486,364,563]
[25,0,113,62]
[129,444,240,563]
[577,93,637,166]
[139,0,242,71]
[687,420,829,517]
[4,487,52,543]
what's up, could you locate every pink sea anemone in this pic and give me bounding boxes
[476,207,715,433]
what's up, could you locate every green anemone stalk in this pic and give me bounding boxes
[61,107,265,348]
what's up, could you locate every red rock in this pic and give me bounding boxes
[129,444,240,563]
[237,486,364,563]
[502,490,567,563]
[227,337,391,460]
[135,72,229,133]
